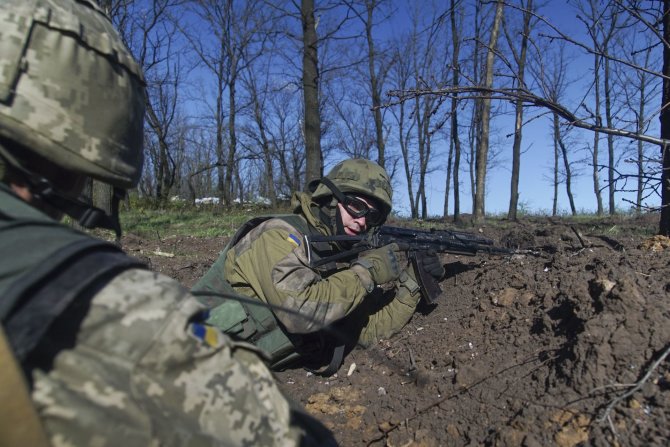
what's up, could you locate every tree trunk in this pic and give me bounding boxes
[302,0,323,188]
[604,54,616,214]
[507,0,532,221]
[591,43,604,214]
[552,114,559,216]
[660,0,670,235]
[225,70,238,206]
[508,93,523,221]
[473,0,504,221]
[444,136,454,218]
[636,61,648,213]
[398,100,416,218]
[555,114,577,215]
[413,95,423,219]
[255,102,277,207]
[448,0,461,221]
[365,0,386,169]
[216,64,225,202]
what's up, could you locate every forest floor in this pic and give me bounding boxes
[121,213,669,447]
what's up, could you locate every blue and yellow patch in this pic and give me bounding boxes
[192,323,220,347]
[287,233,301,247]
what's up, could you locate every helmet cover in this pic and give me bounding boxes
[0,0,146,188]
[311,159,392,215]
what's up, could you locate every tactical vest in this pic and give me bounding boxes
[192,214,308,368]
[193,213,347,373]
[0,186,146,444]
[0,188,146,361]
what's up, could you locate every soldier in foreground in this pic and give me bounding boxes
[0,0,334,445]
[194,159,445,375]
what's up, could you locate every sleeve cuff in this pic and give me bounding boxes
[398,269,421,295]
[351,264,375,293]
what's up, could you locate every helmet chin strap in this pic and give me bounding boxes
[314,178,346,235]
[314,198,342,236]
[0,146,123,238]
[334,204,345,235]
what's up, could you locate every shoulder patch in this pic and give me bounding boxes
[191,323,220,347]
[287,233,301,247]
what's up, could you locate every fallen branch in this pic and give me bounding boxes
[597,343,670,433]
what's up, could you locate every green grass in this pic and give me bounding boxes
[120,207,269,238]
[115,203,659,240]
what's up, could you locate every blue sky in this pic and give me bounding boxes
[377,1,663,217]
[168,0,662,216]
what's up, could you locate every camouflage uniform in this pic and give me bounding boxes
[0,0,334,445]
[0,184,330,446]
[195,161,422,371]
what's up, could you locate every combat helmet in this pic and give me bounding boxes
[310,159,393,227]
[0,0,145,235]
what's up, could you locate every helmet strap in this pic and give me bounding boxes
[0,145,123,239]
[318,177,347,203]
[314,177,348,235]
[334,205,345,235]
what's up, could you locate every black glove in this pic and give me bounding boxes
[421,250,445,280]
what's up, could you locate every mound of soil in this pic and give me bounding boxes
[122,215,670,446]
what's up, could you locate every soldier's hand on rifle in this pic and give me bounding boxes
[421,250,445,280]
[351,243,408,287]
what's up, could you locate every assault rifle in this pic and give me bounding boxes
[303,225,513,305]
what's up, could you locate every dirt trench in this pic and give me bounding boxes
[126,215,670,446]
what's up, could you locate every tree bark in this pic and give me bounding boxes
[552,114,559,216]
[554,113,577,215]
[604,53,616,214]
[636,56,648,213]
[473,0,504,221]
[660,0,670,235]
[506,0,532,221]
[302,0,323,188]
[448,0,462,221]
[364,0,387,169]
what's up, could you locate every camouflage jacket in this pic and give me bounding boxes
[0,185,334,447]
[199,192,421,354]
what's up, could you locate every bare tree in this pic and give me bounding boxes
[343,0,395,168]
[503,0,534,220]
[99,0,184,206]
[659,0,670,234]
[473,0,504,221]
[301,0,323,187]
[411,5,450,219]
[326,83,376,159]
[389,34,418,217]
[538,41,578,215]
[240,59,279,207]
[270,88,305,197]
[444,0,464,221]
[183,0,266,205]
[466,0,484,215]
[600,8,623,214]
[616,29,659,212]
[577,0,624,215]
[387,0,670,234]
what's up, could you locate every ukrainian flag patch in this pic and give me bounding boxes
[287,233,301,247]
[192,323,220,347]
